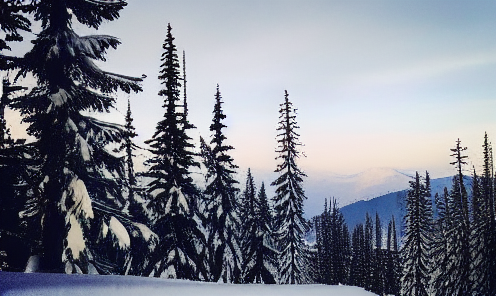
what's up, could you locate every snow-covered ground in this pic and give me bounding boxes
[0,272,377,296]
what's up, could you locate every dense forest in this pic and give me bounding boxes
[1,1,495,296]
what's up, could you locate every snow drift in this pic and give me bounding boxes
[0,272,377,296]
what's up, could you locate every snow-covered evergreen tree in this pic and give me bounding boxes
[200,85,241,283]
[241,181,278,284]
[431,187,451,296]
[385,216,400,296]
[479,133,496,295]
[443,139,471,296]
[11,0,156,274]
[350,223,365,288]
[315,199,330,284]
[271,90,309,284]
[363,213,374,292]
[240,168,256,260]
[142,23,206,280]
[0,79,37,272]
[372,212,385,295]
[400,171,432,296]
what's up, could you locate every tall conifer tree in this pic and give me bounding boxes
[200,85,241,283]
[385,216,400,296]
[480,133,496,294]
[401,172,432,296]
[350,223,365,288]
[271,90,308,284]
[241,181,277,284]
[444,139,471,296]
[431,187,451,296]
[12,0,147,274]
[0,0,35,271]
[143,24,205,280]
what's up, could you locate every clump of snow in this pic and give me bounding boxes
[108,216,130,250]
[78,135,91,162]
[24,255,40,273]
[166,185,189,214]
[49,88,69,107]
[60,177,94,220]
[132,222,158,252]
[65,215,87,261]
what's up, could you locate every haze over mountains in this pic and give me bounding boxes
[304,167,414,218]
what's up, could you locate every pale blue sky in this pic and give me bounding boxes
[7,0,496,180]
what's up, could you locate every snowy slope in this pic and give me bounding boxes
[0,272,377,296]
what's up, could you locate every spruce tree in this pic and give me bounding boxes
[372,212,385,295]
[385,216,400,296]
[431,187,451,296]
[469,167,490,295]
[350,223,365,288]
[12,0,147,274]
[401,171,432,296]
[363,213,374,292]
[240,168,255,277]
[242,181,277,284]
[0,1,34,271]
[330,199,349,285]
[443,139,471,296]
[142,23,205,280]
[200,85,241,283]
[120,99,148,224]
[480,133,496,294]
[315,199,330,284]
[0,79,36,272]
[271,90,309,284]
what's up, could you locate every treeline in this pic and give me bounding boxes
[312,199,401,295]
[0,0,312,284]
[401,136,496,296]
[312,134,496,296]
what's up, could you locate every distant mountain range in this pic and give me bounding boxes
[339,175,471,241]
[303,168,415,218]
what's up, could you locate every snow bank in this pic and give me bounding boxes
[0,272,377,296]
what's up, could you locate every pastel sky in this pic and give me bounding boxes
[6,0,496,180]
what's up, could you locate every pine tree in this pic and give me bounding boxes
[142,23,205,280]
[271,90,309,284]
[200,85,241,283]
[443,139,471,296]
[11,0,149,274]
[401,171,432,296]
